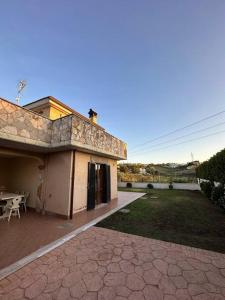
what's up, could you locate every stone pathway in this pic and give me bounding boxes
[1,226,225,299]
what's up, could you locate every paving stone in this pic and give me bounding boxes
[183,270,207,284]
[47,267,69,283]
[2,226,225,300]
[188,283,206,296]
[126,273,145,291]
[83,272,103,292]
[176,288,191,300]
[81,261,98,273]
[62,270,83,287]
[143,268,162,285]
[116,286,131,297]
[81,292,97,300]
[153,259,168,275]
[143,285,163,300]
[25,276,47,299]
[212,259,225,269]
[170,276,188,289]
[70,279,86,298]
[3,288,24,300]
[119,260,135,274]
[35,294,52,300]
[53,287,70,300]
[104,272,126,287]
[128,291,145,300]
[206,271,225,287]
[98,286,116,300]
[107,262,121,272]
[159,276,176,294]
[168,264,182,276]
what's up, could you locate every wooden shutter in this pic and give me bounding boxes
[102,164,111,203]
[87,163,96,210]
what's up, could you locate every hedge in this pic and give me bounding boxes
[197,148,225,211]
[196,148,225,184]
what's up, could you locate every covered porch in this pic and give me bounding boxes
[0,191,144,276]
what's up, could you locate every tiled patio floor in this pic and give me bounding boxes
[0,192,144,270]
[1,226,225,299]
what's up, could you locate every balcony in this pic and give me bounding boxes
[0,98,127,160]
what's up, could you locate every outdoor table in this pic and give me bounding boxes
[0,193,24,219]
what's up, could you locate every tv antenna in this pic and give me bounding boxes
[16,80,26,104]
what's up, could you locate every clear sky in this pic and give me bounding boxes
[1,1,225,163]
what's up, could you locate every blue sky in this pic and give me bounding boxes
[0,0,225,163]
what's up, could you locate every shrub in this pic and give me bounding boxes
[196,148,225,183]
[211,185,224,204]
[126,182,132,188]
[147,183,154,189]
[169,183,173,190]
[218,195,225,211]
[200,181,213,199]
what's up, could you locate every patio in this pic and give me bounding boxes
[0,191,144,271]
[1,226,225,299]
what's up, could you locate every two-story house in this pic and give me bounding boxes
[0,96,127,219]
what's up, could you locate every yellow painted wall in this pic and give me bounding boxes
[49,106,69,120]
[73,151,118,214]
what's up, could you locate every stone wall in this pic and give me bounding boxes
[51,115,72,145]
[71,115,127,159]
[0,98,127,159]
[0,99,52,145]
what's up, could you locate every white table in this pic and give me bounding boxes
[0,193,24,219]
[0,193,21,201]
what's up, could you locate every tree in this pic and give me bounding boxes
[119,165,128,173]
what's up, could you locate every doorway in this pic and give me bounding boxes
[87,163,111,210]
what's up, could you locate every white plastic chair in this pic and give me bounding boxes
[20,192,30,212]
[7,196,22,222]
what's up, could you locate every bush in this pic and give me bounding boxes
[169,183,173,189]
[200,181,213,199]
[211,185,224,204]
[126,182,132,188]
[147,183,154,189]
[218,195,225,211]
[196,148,225,183]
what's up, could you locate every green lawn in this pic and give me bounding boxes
[96,188,225,253]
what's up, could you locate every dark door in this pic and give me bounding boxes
[95,164,104,205]
[102,164,111,203]
[87,162,96,210]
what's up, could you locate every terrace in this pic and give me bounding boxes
[0,98,127,160]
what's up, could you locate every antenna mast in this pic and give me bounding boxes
[16,80,26,104]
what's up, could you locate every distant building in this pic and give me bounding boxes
[139,168,146,175]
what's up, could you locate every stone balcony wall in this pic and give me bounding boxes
[0,98,127,159]
[0,99,52,146]
[71,115,127,159]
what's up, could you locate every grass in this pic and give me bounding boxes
[97,188,225,253]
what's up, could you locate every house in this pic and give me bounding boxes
[0,96,127,218]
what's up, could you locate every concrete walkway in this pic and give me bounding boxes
[1,226,225,299]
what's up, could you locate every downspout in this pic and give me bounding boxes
[70,150,75,219]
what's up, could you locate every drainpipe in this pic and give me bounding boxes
[69,150,75,219]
